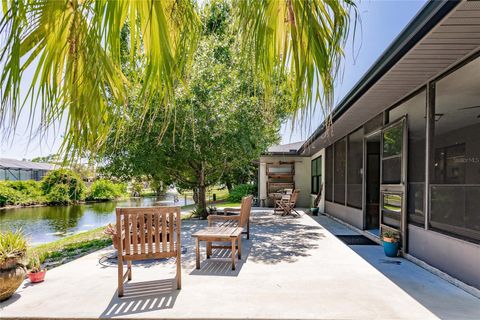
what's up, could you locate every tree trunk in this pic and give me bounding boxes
[193,189,199,204]
[226,180,233,193]
[197,165,207,219]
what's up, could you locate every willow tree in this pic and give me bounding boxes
[102,0,293,217]
[0,0,355,159]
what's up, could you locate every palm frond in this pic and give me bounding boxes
[0,0,200,160]
[236,0,356,125]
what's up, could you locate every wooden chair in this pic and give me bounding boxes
[276,189,300,216]
[115,206,182,297]
[207,195,252,244]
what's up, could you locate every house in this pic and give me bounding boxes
[0,158,56,181]
[259,0,480,290]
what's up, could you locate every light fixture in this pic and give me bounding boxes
[435,113,444,122]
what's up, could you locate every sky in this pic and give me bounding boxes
[280,0,427,144]
[0,0,427,160]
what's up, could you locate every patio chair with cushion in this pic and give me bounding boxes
[115,206,182,297]
[275,189,300,217]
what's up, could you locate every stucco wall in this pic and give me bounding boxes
[259,155,311,207]
[408,225,480,290]
[325,201,364,229]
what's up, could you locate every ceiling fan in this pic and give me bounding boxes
[458,105,480,110]
[457,106,480,119]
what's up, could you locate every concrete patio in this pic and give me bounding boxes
[1,209,479,319]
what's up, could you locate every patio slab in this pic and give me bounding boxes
[1,209,479,319]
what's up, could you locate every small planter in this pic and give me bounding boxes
[27,269,47,283]
[382,240,399,257]
[381,230,399,257]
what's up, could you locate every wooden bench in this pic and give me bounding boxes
[192,226,243,270]
[208,195,252,239]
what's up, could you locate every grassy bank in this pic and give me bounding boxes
[31,226,111,267]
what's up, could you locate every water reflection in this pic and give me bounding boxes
[0,196,193,245]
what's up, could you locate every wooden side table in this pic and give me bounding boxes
[192,227,243,270]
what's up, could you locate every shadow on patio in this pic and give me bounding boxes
[248,211,326,264]
[100,209,328,316]
[311,214,480,320]
[100,279,179,318]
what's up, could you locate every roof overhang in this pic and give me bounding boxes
[300,0,480,156]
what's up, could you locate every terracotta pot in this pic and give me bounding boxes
[0,265,26,302]
[112,235,118,249]
[382,237,396,243]
[27,269,47,283]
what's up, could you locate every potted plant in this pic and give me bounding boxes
[27,253,47,283]
[207,206,217,215]
[104,223,118,248]
[382,230,399,257]
[0,230,27,302]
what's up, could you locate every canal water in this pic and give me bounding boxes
[0,195,194,245]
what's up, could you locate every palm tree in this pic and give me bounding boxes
[0,0,355,159]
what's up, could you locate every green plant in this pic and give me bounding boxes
[2,181,45,206]
[86,179,126,201]
[0,181,47,207]
[45,184,71,204]
[0,183,22,207]
[41,169,85,203]
[228,184,256,202]
[131,181,144,196]
[382,230,399,242]
[0,230,28,269]
[27,253,42,273]
[207,206,217,215]
[1,0,354,161]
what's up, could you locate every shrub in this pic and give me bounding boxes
[0,183,23,207]
[228,184,257,202]
[86,179,126,201]
[46,184,71,204]
[131,181,144,196]
[3,180,45,205]
[41,169,85,203]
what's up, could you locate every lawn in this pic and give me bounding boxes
[31,226,111,267]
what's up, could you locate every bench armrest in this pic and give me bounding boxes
[223,208,241,214]
[208,214,240,226]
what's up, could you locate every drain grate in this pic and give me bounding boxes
[335,235,378,245]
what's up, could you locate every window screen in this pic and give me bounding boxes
[347,128,363,208]
[334,138,346,205]
[325,146,334,202]
[430,56,480,241]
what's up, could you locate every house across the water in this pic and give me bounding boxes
[0,158,56,181]
[259,0,480,291]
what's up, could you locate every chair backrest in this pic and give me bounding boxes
[116,206,181,259]
[239,195,253,227]
[289,190,300,205]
